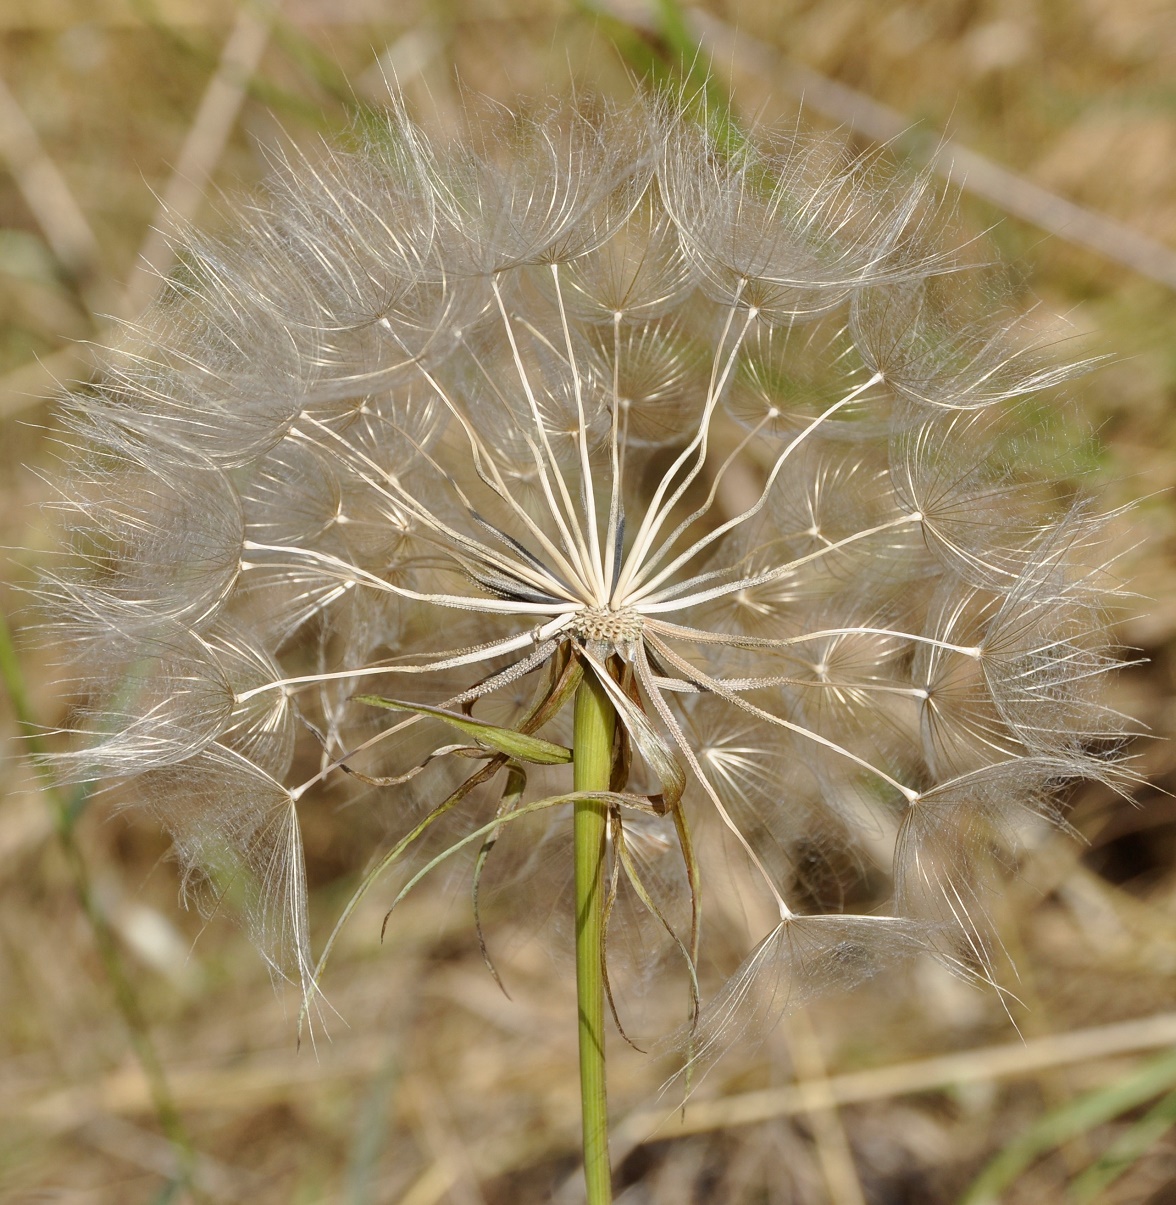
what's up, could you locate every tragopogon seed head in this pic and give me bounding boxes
[43,93,1130,1053]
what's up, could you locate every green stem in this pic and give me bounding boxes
[573,669,616,1205]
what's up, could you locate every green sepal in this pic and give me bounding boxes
[355,696,572,764]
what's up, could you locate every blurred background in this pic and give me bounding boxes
[2,1,1176,1201]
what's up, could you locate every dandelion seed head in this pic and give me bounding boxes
[43,92,1131,1056]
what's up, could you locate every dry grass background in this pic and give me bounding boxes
[2,1,1176,1202]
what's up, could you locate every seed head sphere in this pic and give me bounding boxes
[45,96,1127,1050]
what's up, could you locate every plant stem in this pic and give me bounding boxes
[573,669,616,1205]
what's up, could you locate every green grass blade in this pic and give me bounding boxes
[961,1045,1176,1205]
[579,0,747,158]
[1068,1084,1176,1202]
[0,610,202,1197]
